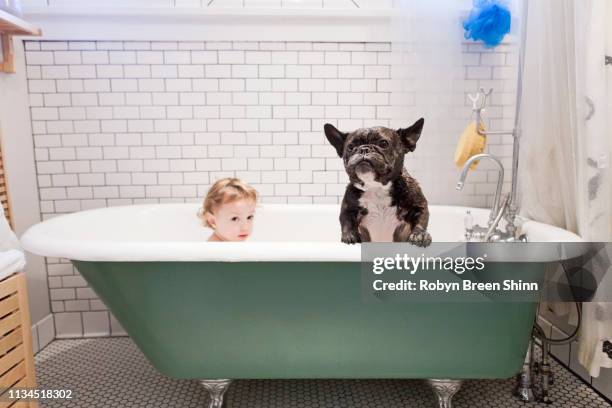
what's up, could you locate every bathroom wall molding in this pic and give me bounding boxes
[31,313,55,354]
[25,7,391,42]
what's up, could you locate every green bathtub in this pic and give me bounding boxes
[74,260,536,380]
[22,203,582,407]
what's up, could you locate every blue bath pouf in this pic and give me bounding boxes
[463,0,511,48]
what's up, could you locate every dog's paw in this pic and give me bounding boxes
[408,228,432,247]
[341,231,361,244]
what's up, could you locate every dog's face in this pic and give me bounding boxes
[324,119,425,186]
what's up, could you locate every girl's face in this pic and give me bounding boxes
[206,199,256,241]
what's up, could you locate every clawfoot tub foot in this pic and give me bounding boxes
[199,379,232,408]
[426,379,462,408]
[515,340,535,402]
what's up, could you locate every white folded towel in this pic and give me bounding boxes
[0,204,26,280]
[0,249,25,280]
[0,205,21,252]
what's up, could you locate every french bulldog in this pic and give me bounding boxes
[324,119,431,247]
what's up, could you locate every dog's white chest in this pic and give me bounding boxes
[357,179,401,242]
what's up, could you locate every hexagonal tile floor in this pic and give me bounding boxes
[34,337,611,407]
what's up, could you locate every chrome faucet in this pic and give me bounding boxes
[456,153,504,226]
[456,153,526,242]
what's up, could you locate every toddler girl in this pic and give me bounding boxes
[198,178,258,242]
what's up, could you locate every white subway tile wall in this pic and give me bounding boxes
[25,40,518,337]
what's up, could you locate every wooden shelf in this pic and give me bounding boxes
[0,273,39,408]
[0,9,42,73]
[0,9,40,36]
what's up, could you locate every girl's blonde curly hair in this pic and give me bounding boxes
[197,178,258,228]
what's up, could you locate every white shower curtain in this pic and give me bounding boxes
[578,0,612,378]
[518,0,612,377]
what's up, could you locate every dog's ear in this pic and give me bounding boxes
[397,118,425,152]
[324,123,349,157]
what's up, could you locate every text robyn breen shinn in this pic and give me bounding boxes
[372,279,539,292]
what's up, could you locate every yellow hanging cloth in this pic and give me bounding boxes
[454,121,487,170]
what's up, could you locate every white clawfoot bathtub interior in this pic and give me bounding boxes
[21,203,582,262]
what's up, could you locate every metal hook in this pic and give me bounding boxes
[468,93,481,110]
[469,88,494,112]
[479,87,493,109]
